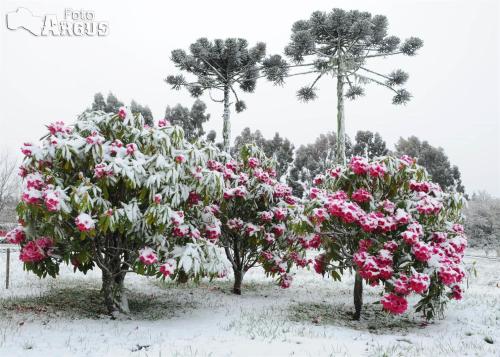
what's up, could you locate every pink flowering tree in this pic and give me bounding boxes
[10,109,230,315]
[296,155,467,320]
[207,145,307,294]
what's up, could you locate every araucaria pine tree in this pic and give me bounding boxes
[279,9,423,164]
[166,38,267,152]
[10,109,230,315]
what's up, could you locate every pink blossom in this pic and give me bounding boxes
[280,274,293,289]
[175,154,186,164]
[173,225,189,237]
[383,240,398,252]
[451,285,462,300]
[349,156,369,175]
[44,189,61,212]
[245,223,260,237]
[313,254,326,274]
[75,213,95,232]
[273,207,287,221]
[273,183,292,198]
[259,211,274,222]
[351,188,372,203]
[94,163,113,178]
[381,199,396,214]
[118,107,127,119]
[369,162,387,178]
[21,143,34,157]
[205,224,221,241]
[410,180,431,193]
[158,119,170,127]
[452,224,464,234]
[399,155,416,167]
[86,131,104,146]
[313,174,325,186]
[272,224,285,237]
[19,237,54,263]
[26,173,45,190]
[5,225,25,244]
[409,273,430,294]
[326,166,342,178]
[227,218,244,230]
[412,241,432,262]
[159,261,175,277]
[311,208,328,225]
[154,194,162,204]
[188,191,201,205]
[393,275,410,295]
[47,121,72,136]
[171,211,184,226]
[126,143,138,156]
[22,189,42,205]
[139,247,157,265]
[381,293,408,314]
[264,233,275,243]
[394,208,411,225]
[248,157,260,168]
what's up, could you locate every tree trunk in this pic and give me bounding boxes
[336,73,346,166]
[177,269,189,284]
[232,266,244,295]
[101,269,129,317]
[222,85,231,153]
[353,272,363,320]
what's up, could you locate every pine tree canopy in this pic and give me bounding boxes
[166,38,268,113]
[272,8,423,105]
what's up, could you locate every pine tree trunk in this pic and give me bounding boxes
[222,85,231,153]
[336,73,346,165]
[232,266,244,295]
[101,269,129,317]
[353,272,363,321]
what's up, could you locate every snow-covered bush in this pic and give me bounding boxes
[9,109,229,314]
[294,155,467,320]
[464,192,500,251]
[208,145,307,294]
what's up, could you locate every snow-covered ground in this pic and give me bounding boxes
[0,248,498,357]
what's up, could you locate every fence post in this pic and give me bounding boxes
[5,248,10,289]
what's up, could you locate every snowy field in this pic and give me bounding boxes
[0,247,498,357]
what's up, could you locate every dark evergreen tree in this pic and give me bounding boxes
[130,100,154,126]
[206,130,217,143]
[88,92,154,126]
[352,130,388,158]
[164,99,210,142]
[288,132,352,197]
[166,38,269,152]
[91,93,106,111]
[232,128,294,179]
[271,9,423,164]
[395,136,465,192]
[104,93,124,113]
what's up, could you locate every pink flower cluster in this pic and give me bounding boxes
[19,237,54,263]
[139,247,158,265]
[47,121,72,136]
[75,213,95,232]
[5,225,26,244]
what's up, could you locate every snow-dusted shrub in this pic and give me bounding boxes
[464,192,500,251]
[208,145,307,294]
[10,109,229,314]
[295,155,467,320]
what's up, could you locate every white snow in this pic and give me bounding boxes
[0,248,498,357]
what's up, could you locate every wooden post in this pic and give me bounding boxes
[5,248,10,289]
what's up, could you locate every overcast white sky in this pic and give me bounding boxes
[0,0,499,196]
